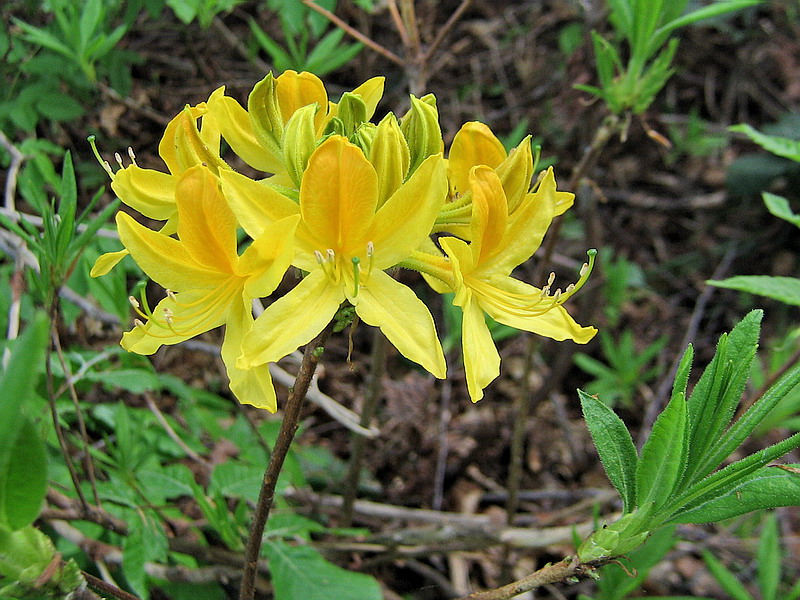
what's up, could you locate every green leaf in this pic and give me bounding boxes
[264,541,382,600]
[579,390,638,512]
[708,275,800,306]
[702,550,753,600]
[1,419,48,531]
[84,368,160,394]
[655,0,761,47]
[757,513,780,600]
[0,315,48,530]
[763,192,800,228]
[730,123,800,162]
[672,466,800,523]
[683,311,762,485]
[210,463,266,503]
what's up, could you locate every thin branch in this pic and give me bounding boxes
[239,323,334,600]
[301,0,405,66]
[424,0,471,63]
[83,572,141,600]
[0,129,26,211]
[143,391,211,467]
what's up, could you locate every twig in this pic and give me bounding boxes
[0,129,26,211]
[424,0,471,63]
[83,572,141,600]
[239,323,334,600]
[341,329,386,526]
[457,556,607,600]
[144,391,211,466]
[301,0,405,66]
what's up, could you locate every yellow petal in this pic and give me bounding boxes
[448,122,506,196]
[460,293,501,402]
[351,270,446,379]
[222,297,278,411]
[175,166,238,274]
[238,215,300,298]
[484,167,556,275]
[90,249,129,277]
[497,136,533,214]
[207,86,283,173]
[116,212,227,291]
[121,287,230,355]
[276,70,328,130]
[370,153,447,269]
[439,236,472,302]
[300,136,377,254]
[111,166,177,221]
[349,76,385,120]
[238,269,344,368]
[480,277,597,344]
[468,166,508,265]
[159,106,227,175]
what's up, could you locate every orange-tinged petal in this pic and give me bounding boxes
[448,122,506,196]
[351,270,446,379]
[238,269,344,368]
[439,236,473,302]
[483,167,556,275]
[222,297,278,411]
[276,70,328,130]
[371,153,446,269]
[207,87,283,173]
[497,137,533,214]
[175,166,237,274]
[116,212,227,291]
[460,293,501,402]
[468,166,508,265]
[111,166,177,221]
[300,136,377,253]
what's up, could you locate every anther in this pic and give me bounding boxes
[166,289,177,301]
[134,319,145,328]
[127,147,137,165]
[314,250,325,264]
[366,241,374,257]
[547,272,556,287]
[128,296,140,309]
[114,152,124,168]
[326,249,335,261]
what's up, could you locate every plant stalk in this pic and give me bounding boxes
[238,323,333,600]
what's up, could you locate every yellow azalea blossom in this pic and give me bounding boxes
[436,122,574,239]
[412,166,597,402]
[116,165,298,411]
[206,70,384,179]
[219,135,449,378]
[90,103,228,276]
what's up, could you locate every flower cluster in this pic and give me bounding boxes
[93,70,597,411]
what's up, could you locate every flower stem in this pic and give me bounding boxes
[238,323,334,600]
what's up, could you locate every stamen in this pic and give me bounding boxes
[127,147,137,165]
[326,249,335,261]
[87,135,115,179]
[547,272,556,287]
[166,289,177,301]
[114,152,125,169]
[134,319,146,328]
[314,250,325,264]
[352,257,361,297]
[128,296,140,309]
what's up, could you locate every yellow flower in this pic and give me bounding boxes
[436,122,574,239]
[90,103,228,276]
[206,70,384,180]
[220,135,448,378]
[420,166,597,402]
[117,165,298,411]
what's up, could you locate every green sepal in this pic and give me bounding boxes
[577,511,651,562]
[283,103,319,188]
[336,92,367,137]
[248,72,284,160]
[369,113,410,208]
[400,94,444,176]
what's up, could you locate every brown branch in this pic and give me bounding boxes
[457,557,607,600]
[238,323,334,600]
[424,0,471,63]
[301,0,405,66]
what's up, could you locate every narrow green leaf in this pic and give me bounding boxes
[667,434,800,522]
[656,1,761,42]
[730,123,800,161]
[579,390,639,512]
[78,0,103,54]
[701,550,754,600]
[757,513,780,600]
[708,276,800,306]
[694,359,800,480]
[636,390,688,512]
[0,419,48,530]
[671,344,693,403]
[763,192,800,228]
[683,311,762,485]
[264,541,382,600]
